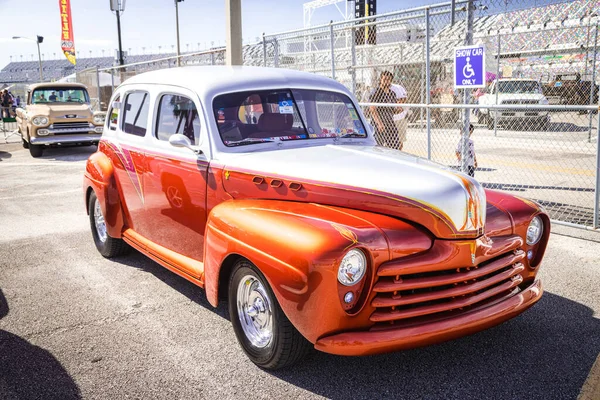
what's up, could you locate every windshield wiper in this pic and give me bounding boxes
[227,137,275,147]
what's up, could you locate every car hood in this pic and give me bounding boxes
[25,103,93,119]
[220,145,486,239]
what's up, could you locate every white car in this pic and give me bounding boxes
[478,79,550,130]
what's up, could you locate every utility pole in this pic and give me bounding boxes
[226,0,243,65]
[110,0,125,66]
[175,0,183,67]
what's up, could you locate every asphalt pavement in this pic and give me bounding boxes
[0,142,599,400]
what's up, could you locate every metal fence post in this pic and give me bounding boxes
[110,68,115,92]
[461,0,474,175]
[425,7,431,160]
[595,110,600,229]
[211,51,215,66]
[274,38,279,68]
[330,21,336,80]
[589,22,598,142]
[262,32,267,67]
[351,25,356,95]
[95,66,101,111]
[494,32,501,137]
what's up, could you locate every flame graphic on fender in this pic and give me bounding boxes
[103,141,144,204]
[331,223,359,250]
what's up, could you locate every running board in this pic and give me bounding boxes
[122,228,205,288]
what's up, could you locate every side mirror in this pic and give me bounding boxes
[168,134,202,155]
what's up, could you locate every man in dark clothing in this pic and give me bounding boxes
[369,71,398,147]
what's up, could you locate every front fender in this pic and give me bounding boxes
[83,150,125,238]
[203,199,432,343]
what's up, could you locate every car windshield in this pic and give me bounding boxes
[497,81,541,94]
[213,89,367,146]
[31,88,90,104]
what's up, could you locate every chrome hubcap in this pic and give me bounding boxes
[237,275,273,348]
[94,198,107,243]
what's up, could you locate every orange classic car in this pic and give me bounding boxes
[83,66,549,369]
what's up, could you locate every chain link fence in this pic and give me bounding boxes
[85,0,600,230]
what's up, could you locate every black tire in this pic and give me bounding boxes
[228,260,311,370]
[88,190,129,258]
[22,138,29,149]
[29,144,43,158]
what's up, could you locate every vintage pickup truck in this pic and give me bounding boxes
[15,82,105,157]
[478,78,550,130]
[83,66,549,369]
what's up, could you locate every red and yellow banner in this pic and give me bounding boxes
[59,0,76,65]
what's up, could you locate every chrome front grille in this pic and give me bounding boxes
[370,235,525,328]
[49,121,93,135]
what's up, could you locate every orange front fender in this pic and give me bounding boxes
[83,150,125,238]
[203,199,432,343]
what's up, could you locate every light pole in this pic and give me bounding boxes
[13,35,44,81]
[110,0,125,66]
[175,0,184,66]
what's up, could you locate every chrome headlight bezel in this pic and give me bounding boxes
[526,216,543,246]
[32,116,49,126]
[93,113,106,125]
[337,248,367,286]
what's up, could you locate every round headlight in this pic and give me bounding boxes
[32,116,48,126]
[93,114,106,124]
[526,216,543,245]
[337,249,367,286]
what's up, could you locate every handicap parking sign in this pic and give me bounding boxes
[454,45,485,89]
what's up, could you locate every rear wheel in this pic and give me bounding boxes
[88,191,129,258]
[228,260,311,370]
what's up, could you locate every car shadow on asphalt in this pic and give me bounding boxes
[0,288,82,399]
[268,291,599,400]
[109,251,230,320]
[35,145,97,162]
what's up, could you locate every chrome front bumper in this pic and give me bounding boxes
[30,133,102,145]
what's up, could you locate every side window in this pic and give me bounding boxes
[155,94,201,145]
[122,91,150,137]
[107,94,120,131]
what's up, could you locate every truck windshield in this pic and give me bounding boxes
[213,89,366,146]
[31,88,90,104]
[497,81,541,94]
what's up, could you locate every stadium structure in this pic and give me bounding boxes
[0,0,597,94]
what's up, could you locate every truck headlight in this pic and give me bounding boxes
[32,116,49,126]
[337,249,367,286]
[93,114,106,125]
[526,216,543,245]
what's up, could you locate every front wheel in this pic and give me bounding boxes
[88,190,129,258]
[228,260,311,370]
[29,143,43,157]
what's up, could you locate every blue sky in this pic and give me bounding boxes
[0,0,452,69]
[0,0,559,70]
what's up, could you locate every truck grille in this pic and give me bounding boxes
[50,121,93,135]
[370,235,525,329]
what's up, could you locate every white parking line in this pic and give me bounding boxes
[0,163,85,166]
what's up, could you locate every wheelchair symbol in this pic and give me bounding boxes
[463,56,475,79]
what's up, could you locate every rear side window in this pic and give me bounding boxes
[107,95,120,131]
[122,91,150,136]
[155,94,201,145]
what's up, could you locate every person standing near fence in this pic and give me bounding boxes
[369,71,398,147]
[390,81,408,150]
[455,123,477,177]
